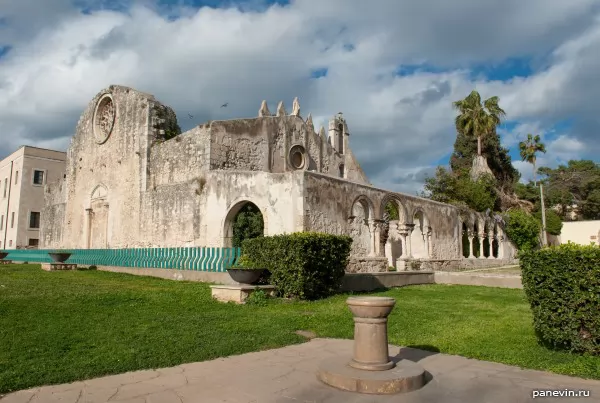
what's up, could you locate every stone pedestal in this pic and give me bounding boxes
[317,296,426,394]
[348,297,396,371]
[0,260,13,265]
[210,284,276,304]
[41,263,78,271]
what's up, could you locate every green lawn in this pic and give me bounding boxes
[0,264,598,394]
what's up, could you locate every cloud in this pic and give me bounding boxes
[0,0,599,195]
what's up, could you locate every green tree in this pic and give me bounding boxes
[450,128,520,191]
[533,209,563,236]
[422,167,496,212]
[453,90,506,157]
[519,134,547,245]
[504,209,541,251]
[519,134,546,184]
[538,160,600,220]
[232,203,264,248]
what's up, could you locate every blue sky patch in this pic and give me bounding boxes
[0,46,12,59]
[394,63,450,77]
[311,68,328,79]
[469,57,534,81]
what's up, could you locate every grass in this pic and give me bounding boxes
[0,264,599,394]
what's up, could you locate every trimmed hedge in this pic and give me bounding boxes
[241,232,352,300]
[520,243,600,355]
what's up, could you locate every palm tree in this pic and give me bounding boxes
[454,91,506,156]
[519,133,548,246]
[519,134,546,184]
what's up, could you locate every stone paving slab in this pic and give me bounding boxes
[2,338,599,403]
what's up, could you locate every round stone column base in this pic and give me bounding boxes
[317,356,426,395]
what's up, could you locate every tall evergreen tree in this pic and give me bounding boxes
[450,128,520,191]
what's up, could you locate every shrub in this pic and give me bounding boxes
[232,204,264,248]
[520,243,600,355]
[245,289,269,306]
[242,232,352,300]
[533,209,563,236]
[504,209,541,251]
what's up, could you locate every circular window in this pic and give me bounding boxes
[288,145,307,170]
[93,94,116,144]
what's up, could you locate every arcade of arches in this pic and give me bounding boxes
[348,193,510,271]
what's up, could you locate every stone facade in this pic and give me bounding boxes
[41,85,518,272]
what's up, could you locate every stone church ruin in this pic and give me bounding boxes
[41,85,518,272]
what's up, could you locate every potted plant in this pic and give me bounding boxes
[0,250,8,260]
[226,255,265,285]
[48,249,72,263]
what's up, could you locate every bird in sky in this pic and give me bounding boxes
[221,102,229,108]
[188,114,194,119]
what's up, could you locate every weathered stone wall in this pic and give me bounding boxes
[302,171,463,260]
[208,116,368,184]
[139,182,202,247]
[40,178,67,248]
[148,126,210,187]
[200,170,305,247]
[45,85,160,248]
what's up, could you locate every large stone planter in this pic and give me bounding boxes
[226,268,265,285]
[48,253,72,263]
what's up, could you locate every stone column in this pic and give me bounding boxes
[424,226,431,258]
[347,296,396,371]
[487,232,495,258]
[405,224,414,258]
[85,208,93,249]
[497,235,505,259]
[365,220,377,256]
[397,223,408,257]
[374,220,385,257]
[468,231,475,258]
[478,232,486,259]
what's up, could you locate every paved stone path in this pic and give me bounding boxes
[434,269,523,288]
[2,338,599,403]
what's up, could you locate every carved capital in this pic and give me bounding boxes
[368,219,384,232]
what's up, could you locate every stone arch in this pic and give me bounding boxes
[410,207,431,259]
[379,194,408,223]
[461,221,471,258]
[86,184,110,249]
[349,195,374,220]
[222,199,267,248]
[482,220,491,258]
[491,221,500,258]
[348,195,375,256]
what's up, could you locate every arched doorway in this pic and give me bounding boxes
[87,185,109,249]
[223,201,265,248]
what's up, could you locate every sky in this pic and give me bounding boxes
[1,0,599,194]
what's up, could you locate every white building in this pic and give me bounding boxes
[560,220,600,246]
[0,146,66,250]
